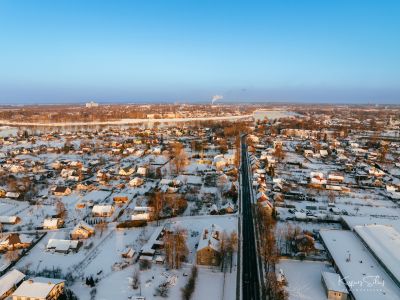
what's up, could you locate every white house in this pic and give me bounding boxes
[43,218,63,229]
[12,277,65,300]
[0,269,25,300]
[92,205,114,217]
[129,177,144,187]
[46,239,81,254]
[321,272,349,300]
[137,167,148,176]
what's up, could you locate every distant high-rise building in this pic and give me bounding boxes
[85,101,99,108]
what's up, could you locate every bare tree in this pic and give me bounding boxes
[328,191,336,204]
[149,191,164,225]
[131,268,141,290]
[274,144,285,161]
[5,250,19,262]
[56,200,68,220]
[379,143,389,163]
[164,228,188,269]
[217,175,229,202]
[171,142,189,174]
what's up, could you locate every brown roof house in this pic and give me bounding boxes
[196,224,222,266]
[119,166,135,176]
[0,233,33,252]
[53,186,72,196]
[70,221,95,240]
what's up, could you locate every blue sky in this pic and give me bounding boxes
[0,0,399,104]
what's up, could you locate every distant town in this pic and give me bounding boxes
[0,103,399,300]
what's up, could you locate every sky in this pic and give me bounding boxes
[0,0,399,104]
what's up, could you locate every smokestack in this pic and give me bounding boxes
[211,95,223,105]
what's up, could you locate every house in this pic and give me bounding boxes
[320,149,329,157]
[0,269,25,300]
[137,166,148,176]
[214,155,228,169]
[140,226,165,257]
[9,165,25,173]
[129,177,144,187]
[70,221,95,240]
[220,202,235,214]
[209,204,219,215]
[92,205,115,217]
[12,277,65,300]
[321,272,348,300]
[0,216,21,225]
[155,255,165,264]
[0,233,32,251]
[53,186,71,196]
[182,175,203,186]
[311,175,327,185]
[5,192,20,199]
[43,218,64,229]
[121,247,135,259]
[304,150,314,157]
[113,195,129,204]
[256,192,268,202]
[119,166,135,176]
[328,173,345,182]
[196,224,222,266]
[46,239,81,254]
[132,206,154,221]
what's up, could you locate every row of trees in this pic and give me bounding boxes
[220,231,238,273]
[148,191,188,223]
[181,266,198,300]
[256,205,288,300]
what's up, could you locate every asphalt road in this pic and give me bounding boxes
[241,136,261,300]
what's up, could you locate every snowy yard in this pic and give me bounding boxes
[277,259,333,300]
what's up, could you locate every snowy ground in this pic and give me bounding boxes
[67,214,238,300]
[277,259,333,300]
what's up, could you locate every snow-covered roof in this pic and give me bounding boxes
[177,175,202,185]
[129,177,144,186]
[320,230,400,300]
[92,205,113,214]
[71,221,94,233]
[141,226,164,254]
[134,206,153,213]
[197,224,222,252]
[18,234,33,244]
[43,218,60,228]
[354,224,400,285]
[12,277,64,298]
[0,216,18,224]
[0,269,25,297]
[321,271,348,293]
[47,239,79,252]
[160,178,173,185]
